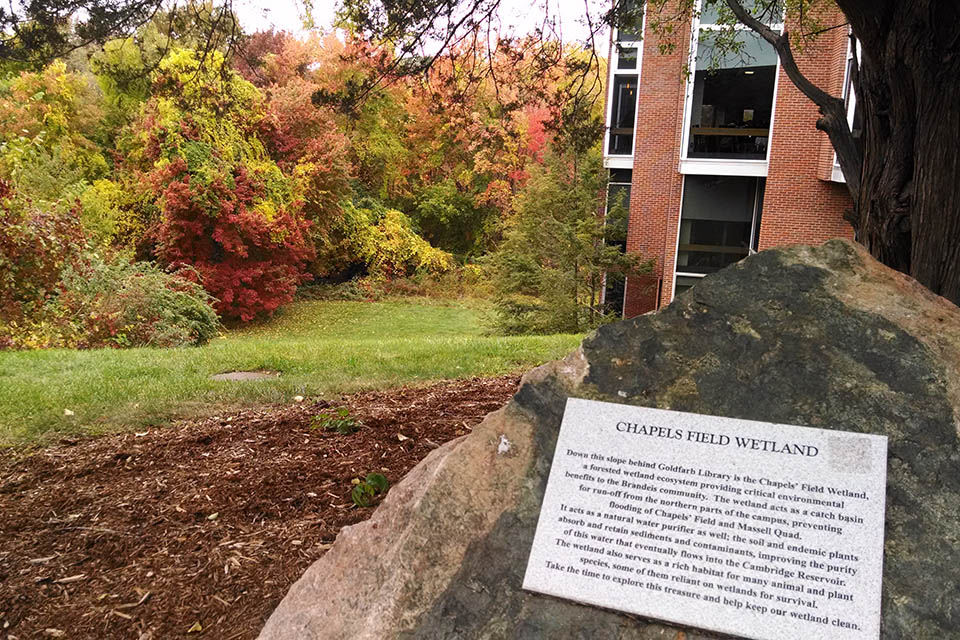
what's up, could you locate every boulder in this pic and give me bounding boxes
[259,240,960,640]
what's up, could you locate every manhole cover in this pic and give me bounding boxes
[210,370,280,381]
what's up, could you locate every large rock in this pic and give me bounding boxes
[259,240,960,639]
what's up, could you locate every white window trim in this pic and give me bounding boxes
[678,0,784,176]
[605,155,635,169]
[679,158,769,176]
[831,32,860,184]
[603,9,647,161]
[668,174,689,302]
[672,271,707,302]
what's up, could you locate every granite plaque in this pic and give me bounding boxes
[523,399,888,640]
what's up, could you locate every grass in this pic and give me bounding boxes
[0,300,582,445]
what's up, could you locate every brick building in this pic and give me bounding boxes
[602,2,856,317]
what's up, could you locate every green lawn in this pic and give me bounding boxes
[0,300,582,445]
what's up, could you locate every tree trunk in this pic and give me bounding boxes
[838,0,960,303]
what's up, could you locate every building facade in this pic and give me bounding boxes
[603,2,855,317]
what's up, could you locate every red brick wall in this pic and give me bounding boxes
[622,11,691,318]
[620,7,854,317]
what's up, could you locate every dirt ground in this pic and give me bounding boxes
[0,375,519,639]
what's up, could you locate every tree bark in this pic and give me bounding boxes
[839,0,960,301]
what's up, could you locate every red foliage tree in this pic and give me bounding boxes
[153,158,315,322]
[0,180,86,322]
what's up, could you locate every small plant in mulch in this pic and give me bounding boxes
[311,407,362,434]
[351,472,389,507]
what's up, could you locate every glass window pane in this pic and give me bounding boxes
[615,0,643,41]
[605,183,631,245]
[687,30,776,160]
[677,176,761,274]
[674,275,703,296]
[699,0,783,26]
[608,74,638,155]
[617,46,638,69]
[695,29,777,71]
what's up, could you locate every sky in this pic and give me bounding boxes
[231,0,609,48]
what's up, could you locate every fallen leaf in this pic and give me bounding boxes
[187,621,203,633]
[397,433,410,441]
[207,512,219,521]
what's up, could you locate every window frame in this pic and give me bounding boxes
[831,32,859,183]
[678,0,784,176]
[604,7,646,162]
[670,174,765,300]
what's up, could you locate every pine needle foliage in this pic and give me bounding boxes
[487,146,650,335]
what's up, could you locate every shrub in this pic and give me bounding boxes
[153,158,315,322]
[320,201,452,278]
[311,408,363,434]
[351,472,389,507]
[0,253,221,350]
[0,180,220,350]
[52,257,221,348]
[0,184,85,322]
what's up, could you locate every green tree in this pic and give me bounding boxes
[0,60,107,205]
[0,0,242,67]
[487,146,648,334]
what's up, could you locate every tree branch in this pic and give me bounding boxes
[723,0,861,203]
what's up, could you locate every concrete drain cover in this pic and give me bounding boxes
[210,370,280,381]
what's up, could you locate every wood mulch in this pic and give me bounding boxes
[0,375,519,640]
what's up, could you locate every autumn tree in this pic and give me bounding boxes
[115,48,315,321]
[398,37,567,256]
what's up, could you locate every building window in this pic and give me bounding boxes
[615,0,643,42]
[698,0,783,27]
[608,75,638,155]
[603,169,632,314]
[617,45,638,69]
[674,175,764,294]
[684,1,782,162]
[833,34,861,182]
[674,275,703,296]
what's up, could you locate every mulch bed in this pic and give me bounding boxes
[0,375,519,640]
